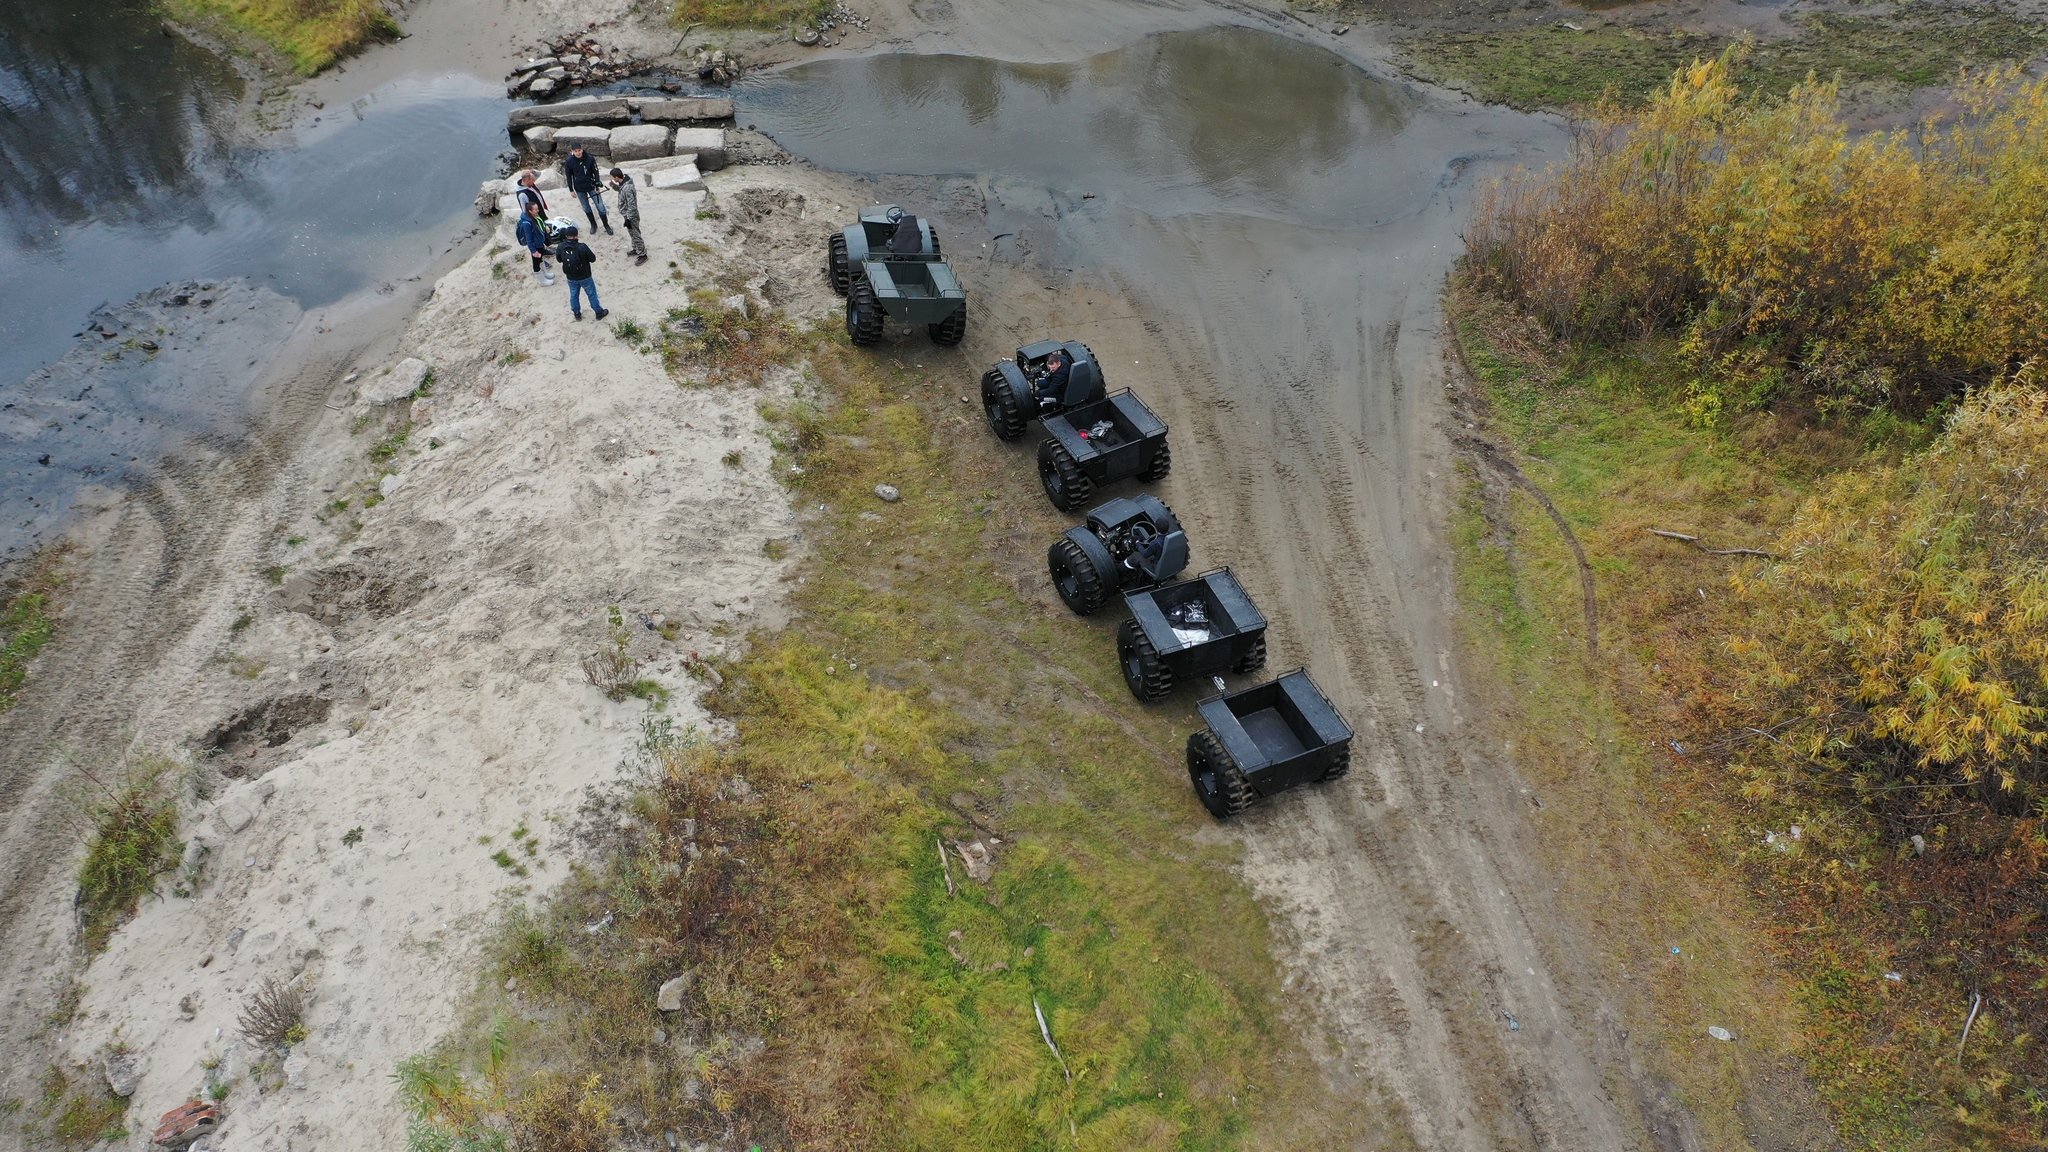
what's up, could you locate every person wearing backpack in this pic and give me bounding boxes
[554,223,607,321]
[515,201,555,286]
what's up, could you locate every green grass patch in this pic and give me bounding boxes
[75,757,182,952]
[38,1067,126,1148]
[407,340,1350,1149]
[369,424,412,465]
[1406,6,2048,110]
[672,0,829,31]
[0,546,68,714]
[168,0,397,74]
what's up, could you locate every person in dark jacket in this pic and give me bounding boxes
[515,201,555,285]
[514,170,548,217]
[554,224,608,321]
[560,144,612,235]
[607,168,646,264]
[1033,350,1071,409]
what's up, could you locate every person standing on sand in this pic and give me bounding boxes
[607,168,646,265]
[516,201,555,286]
[560,144,612,236]
[554,224,607,322]
[514,170,548,217]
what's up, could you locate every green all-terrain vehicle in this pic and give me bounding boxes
[826,205,967,347]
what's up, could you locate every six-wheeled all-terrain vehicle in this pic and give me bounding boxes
[827,205,967,347]
[1115,568,1267,700]
[1048,494,1190,615]
[1037,390,1171,512]
[982,339,1105,440]
[1187,668,1353,818]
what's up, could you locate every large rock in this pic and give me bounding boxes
[650,163,705,192]
[632,96,735,123]
[607,124,671,162]
[552,125,612,156]
[507,96,633,132]
[103,1051,146,1097]
[522,125,557,154]
[671,127,727,170]
[656,972,694,1011]
[361,357,429,405]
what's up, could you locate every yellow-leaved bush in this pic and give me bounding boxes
[1469,50,2048,422]
[1729,367,2048,815]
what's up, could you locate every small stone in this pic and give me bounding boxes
[504,977,518,991]
[794,28,821,45]
[214,801,255,835]
[656,972,694,1011]
[360,358,429,405]
[283,1049,310,1089]
[1707,1026,1735,1042]
[653,1028,668,1045]
[875,484,901,503]
[550,348,566,361]
[103,1050,146,1097]
[379,473,406,498]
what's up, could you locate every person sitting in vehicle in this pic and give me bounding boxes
[1033,350,1071,409]
[889,214,924,255]
[1122,528,1168,576]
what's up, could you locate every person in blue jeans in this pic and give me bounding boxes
[560,143,612,235]
[553,224,608,321]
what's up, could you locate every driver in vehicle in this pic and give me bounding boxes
[1121,524,1168,577]
[1034,350,1071,410]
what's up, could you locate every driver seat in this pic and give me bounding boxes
[1138,530,1189,583]
[1063,355,1101,407]
[889,215,925,256]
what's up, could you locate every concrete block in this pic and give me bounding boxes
[632,97,735,123]
[608,123,671,161]
[670,127,727,169]
[651,163,705,191]
[523,125,557,153]
[552,125,612,155]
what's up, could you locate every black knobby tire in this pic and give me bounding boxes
[1117,617,1175,700]
[929,306,966,347]
[983,368,1025,440]
[828,232,850,295]
[1038,438,1093,512]
[1188,730,1252,818]
[846,276,884,346]
[1137,435,1172,482]
[1231,633,1267,676]
[1318,744,1352,783]
[1049,536,1107,615]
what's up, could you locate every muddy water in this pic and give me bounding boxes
[1,1,504,556]
[746,27,1668,1151]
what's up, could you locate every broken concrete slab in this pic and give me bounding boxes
[522,125,557,154]
[670,127,727,170]
[650,163,705,191]
[607,123,671,162]
[551,125,612,156]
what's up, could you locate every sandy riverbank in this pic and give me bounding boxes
[36,163,860,1147]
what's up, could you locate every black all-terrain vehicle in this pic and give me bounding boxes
[982,340,1105,440]
[1047,494,1190,615]
[1187,669,1354,818]
[827,205,967,347]
[1115,568,1267,701]
[1037,390,1171,512]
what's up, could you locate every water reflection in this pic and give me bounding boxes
[0,0,243,239]
[740,27,1412,225]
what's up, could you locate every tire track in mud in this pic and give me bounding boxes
[0,316,400,1110]
[1060,201,1648,1150]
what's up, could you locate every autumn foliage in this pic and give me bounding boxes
[1469,51,2048,424]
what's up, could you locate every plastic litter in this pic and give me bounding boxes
[1708,1026,1735,1041]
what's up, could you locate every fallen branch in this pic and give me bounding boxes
[1647,528,1777,560]
[1034,997,1072,1083]
[936,837,954,897]
[1959,988,1983,1067]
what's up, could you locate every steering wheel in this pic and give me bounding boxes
[1128,521,1157,548]
[884,206,906,223]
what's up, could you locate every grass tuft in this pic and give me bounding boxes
[167,0,398,74]
[0,546,68,713]
[75,756,182,952]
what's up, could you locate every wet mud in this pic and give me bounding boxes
[744,23,1696,1150]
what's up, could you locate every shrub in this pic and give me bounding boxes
[75,757,180,951]
[1469,53,2048,420]
[1729,366,2048,817]
[239,976,309,1047]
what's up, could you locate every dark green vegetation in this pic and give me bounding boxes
[33,1067,127,1149]
[0,546,68,713]
[75,757,182,952]
[671,0,830,32]
[400,339,1349,1151]
[1407,5,2048,110]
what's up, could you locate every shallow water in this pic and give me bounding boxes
[1,1,505,556]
